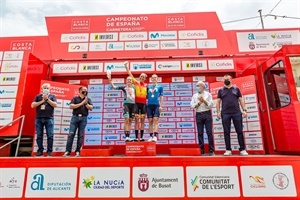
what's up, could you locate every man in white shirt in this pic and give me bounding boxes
[190,81,215,156]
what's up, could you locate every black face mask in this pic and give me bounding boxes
[224,80,231,86]
[81,91,88,95]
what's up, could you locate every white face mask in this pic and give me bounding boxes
[43,88,49,95]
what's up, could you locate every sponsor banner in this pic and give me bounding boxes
[130,62,154,71]
[103,134,120,140]
[104,92,122,98]
[177,122,194,128]
[175,91,192,96]
[78,63,103,73]
[107,42,124,51]
[61,125,70,134]
[89,42,106,51]
[78,167,130,197]
[196,39,217,48]
[186,166,240,197]
[178,133,195,139]
[61,117,71,125]
[183,140,196,144]
[246,103,258,112]
[169,140,182,144]
[103,113,121,119]
[160,40,178,49]
[236,30,299,52]
[10,40,34,51]
[62,108,72,116]
[120,32,147,41]
[25,168,77,197]
[89,93,103,102]
[193,76,206,82]
[163,91,174,97]
[0,61,22,72]
[3,51,24,60]
[89,79,103,84]
[246,112,259,122]
[104,62,126,72]
[103,129,116,134]
[208,59,234,70]
[245,138,263,144]
[247,121,261,131]
[245,132,262,138]
[90,33,118,42]
[240,166,296,197]
[171,82,192,90]
[178,30,207,39]
[103,102,121,108]
[0,86,18,99]
[168,118,180,122]
[244,94,257,103]
[159,134,176,140]
[160,112,176,118]
[156,61,180,71]
[142,41,160,50]
[159,123,176,129]
[176,101,191,107]
[69,80,80,84]
[182,60,207,70]
[176,112,194,117]
[172,77,184,82]
[149,31,177,40]
[133,167,184,197]
[124,41,142,50]
[247,144,264,150]
[85,124,102,134]
[54,117,62,125]
[68,43,88,52]
[87,114,102,123]
[88,84,104,92]
[0,168,25,198]
[162,101,175,107]
[103,124,121,130]
[61,33,89,42]
[0,99,16,112]
[53,63,78,74]
[54,107,62,116]
[178,40,196,49]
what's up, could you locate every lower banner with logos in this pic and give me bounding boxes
[0,156,299,199]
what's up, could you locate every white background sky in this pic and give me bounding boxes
[0,0,299,37]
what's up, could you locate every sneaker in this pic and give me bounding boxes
[125,137,132,142]
[35,151,43,157]
[240,150,249,156]
[209,152,215,156]
[63,152,70,157]
[224,150,232,156]
[151,136,157,142]
[75,152,80,157]
[47,152,52,157]
[147,136,153,142]
[133,138,138,142]
[200,150,205,155]
[140,138,145,142]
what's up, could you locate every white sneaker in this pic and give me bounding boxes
[224,150,232,156]
[75,152,80,157]
[125,137,132,142]
[240,150,249,156]
[152,136,157,142]
[63,152,70,157]
[147,136,153,142]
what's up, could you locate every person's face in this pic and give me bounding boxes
[224,76,232,86]
[80,87,88,95]
[151,75,158,83]
[196,84,204,92]
[139,74,146,82]
[126,77,132,84]
[41,84,50,94]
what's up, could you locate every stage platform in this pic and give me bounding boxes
[0,155,299,200]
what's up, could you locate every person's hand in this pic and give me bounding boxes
[199,96,204,102]
[107,72,111,80]
[159,106,163,112]
[124,61,129,68]
[82,97,88,105]
[242,111,247,118]
[42,94,48,101]
[217,112,221,119]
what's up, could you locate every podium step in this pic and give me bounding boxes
[125,142,156,156]
[170,148,201,156]
[80,148,114,156]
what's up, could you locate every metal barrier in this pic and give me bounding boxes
[0,115,25,157]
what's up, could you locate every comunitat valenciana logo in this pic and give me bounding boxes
[191,176,199,191]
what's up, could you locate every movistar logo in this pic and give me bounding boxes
[150,33,159,38]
